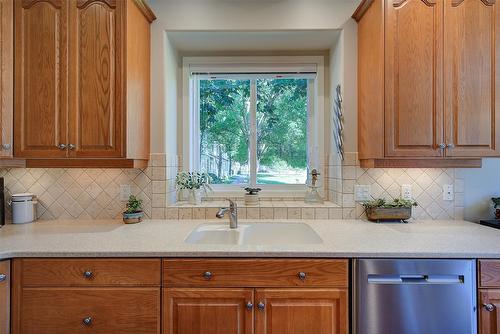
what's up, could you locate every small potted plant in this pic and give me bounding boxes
[492,198,500,220]
[362,198,418,223]
[244,187,261,206]
[122,195,144,224]
[175,171,212,205]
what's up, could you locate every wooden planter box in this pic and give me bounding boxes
[365,207,412,223]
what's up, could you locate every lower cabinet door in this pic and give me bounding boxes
[0,260,9,334]
[13,287,160,334]
[163,288,254,334]
[480,290,500,334]
[255,288,348,334]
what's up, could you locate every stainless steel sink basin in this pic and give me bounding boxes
[185,222,323,245]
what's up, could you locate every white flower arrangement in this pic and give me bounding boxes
[175,171,212,192]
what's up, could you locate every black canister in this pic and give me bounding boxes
[0,177,4,226]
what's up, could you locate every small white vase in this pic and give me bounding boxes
[187,189,202,205]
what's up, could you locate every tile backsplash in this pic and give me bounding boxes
[0,152,464,221]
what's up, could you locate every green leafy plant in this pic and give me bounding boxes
[492,197,500,208]
[244,187,261,195]
[125,195,143,214]
[175,171,212,191]
[362,198,418,209]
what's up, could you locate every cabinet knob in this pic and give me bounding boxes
[1,144,11,150]
[447,143,455,149]
[57,144,67,150]
[83,270,93,279]
[0,274,6,282]
[202,271,213,280]
[68,144,76,150]
[483,303,496,312]
[82,316,92,326]
[438,143,446,150]
[246,302,253,310]
[297,272,307,281]
[257,302,265,311]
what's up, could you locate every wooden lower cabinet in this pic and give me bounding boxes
[255,288,348,334]
[12,287,160,334]
[163,288,254,334]
[480,290,500,334]
[0,260,9,334]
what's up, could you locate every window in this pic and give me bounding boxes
[184,57,324,193]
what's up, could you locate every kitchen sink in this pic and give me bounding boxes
[185,222,323,245]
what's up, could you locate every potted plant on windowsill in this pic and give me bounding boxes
[362,198,418,223]
[175,171,212,205]
[122,195,144,224]
[244,187,261,206]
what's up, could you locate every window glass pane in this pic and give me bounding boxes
[256,79,308,185]
[199,79,250,185]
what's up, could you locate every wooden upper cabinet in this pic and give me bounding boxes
[444,0,500,157]
[479,290,500,334]
[255,288,348,334]
[14,0,154,167]
[14,0,69,158]
[385,0,444,157]
[0,0,13,158]
[163,288,254,334]
[68,0,124,158]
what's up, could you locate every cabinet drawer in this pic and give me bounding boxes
[163,259,348,288]
[16,259,161,286]
[479,260,500,288]
[14,288,160,334]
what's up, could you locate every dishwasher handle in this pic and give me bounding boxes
[368,274,464,284]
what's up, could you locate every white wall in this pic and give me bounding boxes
[461,159,500,221]
[148,0,360,31]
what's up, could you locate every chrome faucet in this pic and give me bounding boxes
[216,199,238,229]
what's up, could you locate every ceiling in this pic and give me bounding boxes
[167,30,342,52]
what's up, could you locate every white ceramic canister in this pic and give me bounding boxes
[10,193,37,224]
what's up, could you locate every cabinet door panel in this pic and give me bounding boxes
[385,0,444,157]
[14,287,160,334]
[479,290,500,334]
[444,0,500,156]
[255,288,348,334]
[14,0,68,158]
[68,0,123,158]
[0,0,12,158]
[0,260,9,334]
[163,288,254,334]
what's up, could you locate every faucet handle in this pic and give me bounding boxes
[225,198,237,208]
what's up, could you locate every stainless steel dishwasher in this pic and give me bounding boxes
[354,259,477,334]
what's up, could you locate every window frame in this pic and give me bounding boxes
[182,56,326,197]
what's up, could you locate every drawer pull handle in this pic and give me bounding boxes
[0,274,6,282]
[298,272,307,281]
[202,271,213,280]
[82,316,92,326]
[246,302,253,310]
[484,303,496,312]
[83,270,93,279]
[257,302,265,311]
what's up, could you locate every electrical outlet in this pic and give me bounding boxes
[401,184,413,200]
[354,185,371,202]
[443,184,454,201]
[120,185,131,201]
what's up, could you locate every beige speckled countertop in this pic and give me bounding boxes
[0,219,500,259]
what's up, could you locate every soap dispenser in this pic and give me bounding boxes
[304,169,324,204]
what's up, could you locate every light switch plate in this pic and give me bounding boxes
[354,185,371,202]
[443,184,454,201]
[120,184,131,201]
[401,184,412,200]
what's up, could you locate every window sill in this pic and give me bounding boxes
[170,200,340,209]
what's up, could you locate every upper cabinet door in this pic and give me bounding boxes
[14,0,69,158]
[0,0,13,158]
[68,0,124,158]
[444,0,500,157]
[385,0,444,157]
